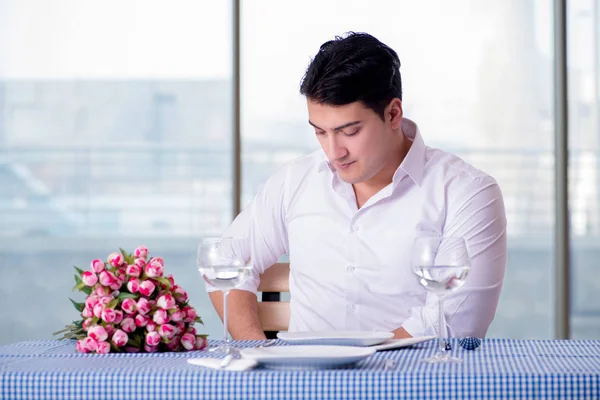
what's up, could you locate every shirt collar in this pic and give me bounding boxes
[317,117,426,187]
[393,118,426,187]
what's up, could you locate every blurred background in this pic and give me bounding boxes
[0,0,598,345]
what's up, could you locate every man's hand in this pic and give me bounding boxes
[392,326,413,339]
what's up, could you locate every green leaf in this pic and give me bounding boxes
[194,316,204,325]
[81,286,92,295]
[91,316,99,325]
[107,299,119,309]
[117,292,138,301]
[73,266,86,277]
[155,277,171,290]
[127,334,142,348]
[119,247,134,265]
[69,298,85,312]
[110,341,122,353]
[74,274,82,285]
[75,281,86,291]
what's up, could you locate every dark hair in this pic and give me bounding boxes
[300,32,402,120]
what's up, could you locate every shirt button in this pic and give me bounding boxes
[352,225,360,232]
[347,304,356,312]
[346,265,355,273]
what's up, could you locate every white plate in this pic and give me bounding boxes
[371,336,436,351]
[277,330,394,347]
[240,345,375,369]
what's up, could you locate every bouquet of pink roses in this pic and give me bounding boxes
[55,245,208,354]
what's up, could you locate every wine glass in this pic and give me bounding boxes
[411,235,470,363]
[197,237,252,355]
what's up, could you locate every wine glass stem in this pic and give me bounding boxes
[438,295,446,355]
[223,290,230,345]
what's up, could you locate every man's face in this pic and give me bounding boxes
[307,100,396,185]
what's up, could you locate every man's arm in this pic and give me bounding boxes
[209,290,266,340]
[204,166,290,340]
[399,176,507,338]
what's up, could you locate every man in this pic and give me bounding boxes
[207,32,507,340]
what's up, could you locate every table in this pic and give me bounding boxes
[1,338,599,399]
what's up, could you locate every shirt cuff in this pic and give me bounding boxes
[401,304,445,338]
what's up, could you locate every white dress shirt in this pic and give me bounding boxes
[209,118,507,338]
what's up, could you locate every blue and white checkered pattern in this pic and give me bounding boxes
[1,338,599,399]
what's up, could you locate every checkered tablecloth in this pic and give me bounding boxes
[1,338,599,399]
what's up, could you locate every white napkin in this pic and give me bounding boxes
[187,357,257,371]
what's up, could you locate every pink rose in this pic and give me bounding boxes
[167,274,175,287]
[101,308,117,323]
[83,337,98,352]
[116,270,127,285]
[180,333,195,351]
[195,336,208,351]
[99,271,115,287]
[125,264,141,278]
[107,252,124,267]
[134,245,148,260]
[136,298,151,315]
[165,337,181,351]
[93,303,104,318]
[121,298,137,315]
[149,257,164,267]
[172,286,188,303]
[95,286,109,296]
[186,326,197,336]
[104,324,115,338]
[157,324,175,340]
[127,278,140,293]
[144,260,164,278]
[113,310,124,324]
[82,307,93,319]
[145,331,161,346]
[120,317,136,333]
[134,258,146,269]
[82,318,94,331]
[156,294,176,310]
[144,344,159,353]
[76,339,89,353]
[96,341,111,354]
[81,271,98,287]
[174,321,185,336]
[146,321,157,332]
[85,295,100,310]
[90,259,105,274]
[153,309,169,325]
[88,325,108,342]
[138,281,156,297]
[112,329,129,347]
[99,296,113,305]
[170,309,184,322]
[135,314,150,328]
[182,306,197,323]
